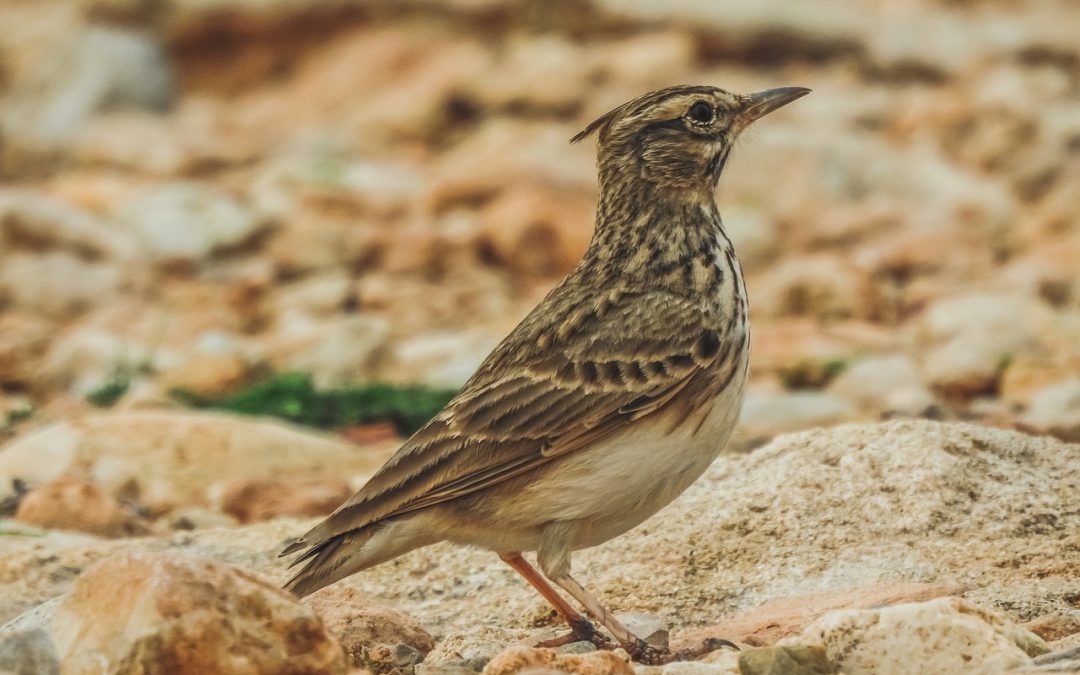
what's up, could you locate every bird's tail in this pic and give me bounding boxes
[281,517,433,598]
[282,527,377,598]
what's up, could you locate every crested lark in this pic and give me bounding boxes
[282,84,810,663]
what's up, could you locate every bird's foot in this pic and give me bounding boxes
[534,617,616,651]
[623,637,739,665]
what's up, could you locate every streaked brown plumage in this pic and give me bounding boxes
[282,84,809,663]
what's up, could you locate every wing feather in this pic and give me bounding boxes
[283,289,732,555]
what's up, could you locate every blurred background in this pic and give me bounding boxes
[1,0,1078,448]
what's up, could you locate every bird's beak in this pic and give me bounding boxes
[739,86,811,124]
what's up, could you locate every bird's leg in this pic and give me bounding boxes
[498,552,609,648]
[546,573,655,654]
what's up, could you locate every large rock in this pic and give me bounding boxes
[1,422,1077,662]
[14,477,147,538]
[0,411,395,515]
[50,552,346,674]
[114,183,265,264]
[789,597,1047,674]
[304,585,435,669]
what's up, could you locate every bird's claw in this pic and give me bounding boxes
[623,636,740,665]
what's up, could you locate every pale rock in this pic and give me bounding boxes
[677,583,960,650]
[0,25,172,144]
[157,353,252,398]
[1022,379,1080,442]
[219,476,353,523]
[827,354,936,417]
[164,507,238,532]
[0,627,59,675]
[40,326,156,394]
[0,312,54,389]
[0,190,137,259]
[735,645,832,675]
[738,391,857,440]
[304,585,434,669]
[482,646,633,675]
[0,411,394,514]
[474,183,594,277]
[14,477,147,538]
[115,182,265,263]
[272,271,355,318]
[722,207,778,268]
[0,252,122,316]
[425,627,532,666]
[754,256,881,321]
[790,597,1047,674]
[427,121,595,214]
[389,331,499,389]
[466,35,597,113]
[919,294,1049,398]
[599,32,695,87]
[50,552,346,675]
[271,314,391,387]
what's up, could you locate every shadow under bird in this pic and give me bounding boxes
[281,84,810,664]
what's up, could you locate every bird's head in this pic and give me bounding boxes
[573,85,810,192]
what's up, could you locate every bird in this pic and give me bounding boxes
[281,84,810,663]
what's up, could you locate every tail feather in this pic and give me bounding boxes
[282,528,375,598]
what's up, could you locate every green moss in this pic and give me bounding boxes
[86,370,132,408]
[172,372,456,435]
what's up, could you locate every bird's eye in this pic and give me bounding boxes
[687,101,714,124]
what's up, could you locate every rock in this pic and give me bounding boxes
[425,627,533,667]
[0,252,122,316]
[482,646,634,675]
[1022,379,1080,442]
[50,551,346,674]
[737,391,857,440]
[754,256,882,321]
[1025,611,1080,644]
[14,477,147,538]
[115,182,265,264]
[1025,645,1080,673]
[2,422,1078,655]
[677,583,960,650]
[164,506,238,531]
[827,354,937,417]
[0,411,395,514]
[305,585,434,669]
[465,34,596,114]
[790,597,1047,674]
[474,183,594,277]
[737,645,834,675]
[0,189,137,259]
[0,312,54,390]
[157,353,253,398]
[1,25,173,144]
[722,207,778,268]
[389,331,499,389]
[219,476,353,523]
[0,627,60,675]
[918,294,1049,398]
[268,315,391,388]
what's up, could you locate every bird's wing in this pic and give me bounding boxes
[283,289,740,558]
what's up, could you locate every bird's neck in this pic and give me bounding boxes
[578,176,741,302]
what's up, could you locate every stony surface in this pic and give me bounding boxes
[1,422,1077,668]
[0,411,396,514]
[50,551,346,675]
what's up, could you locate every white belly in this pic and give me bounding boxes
[503,378,746,550]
